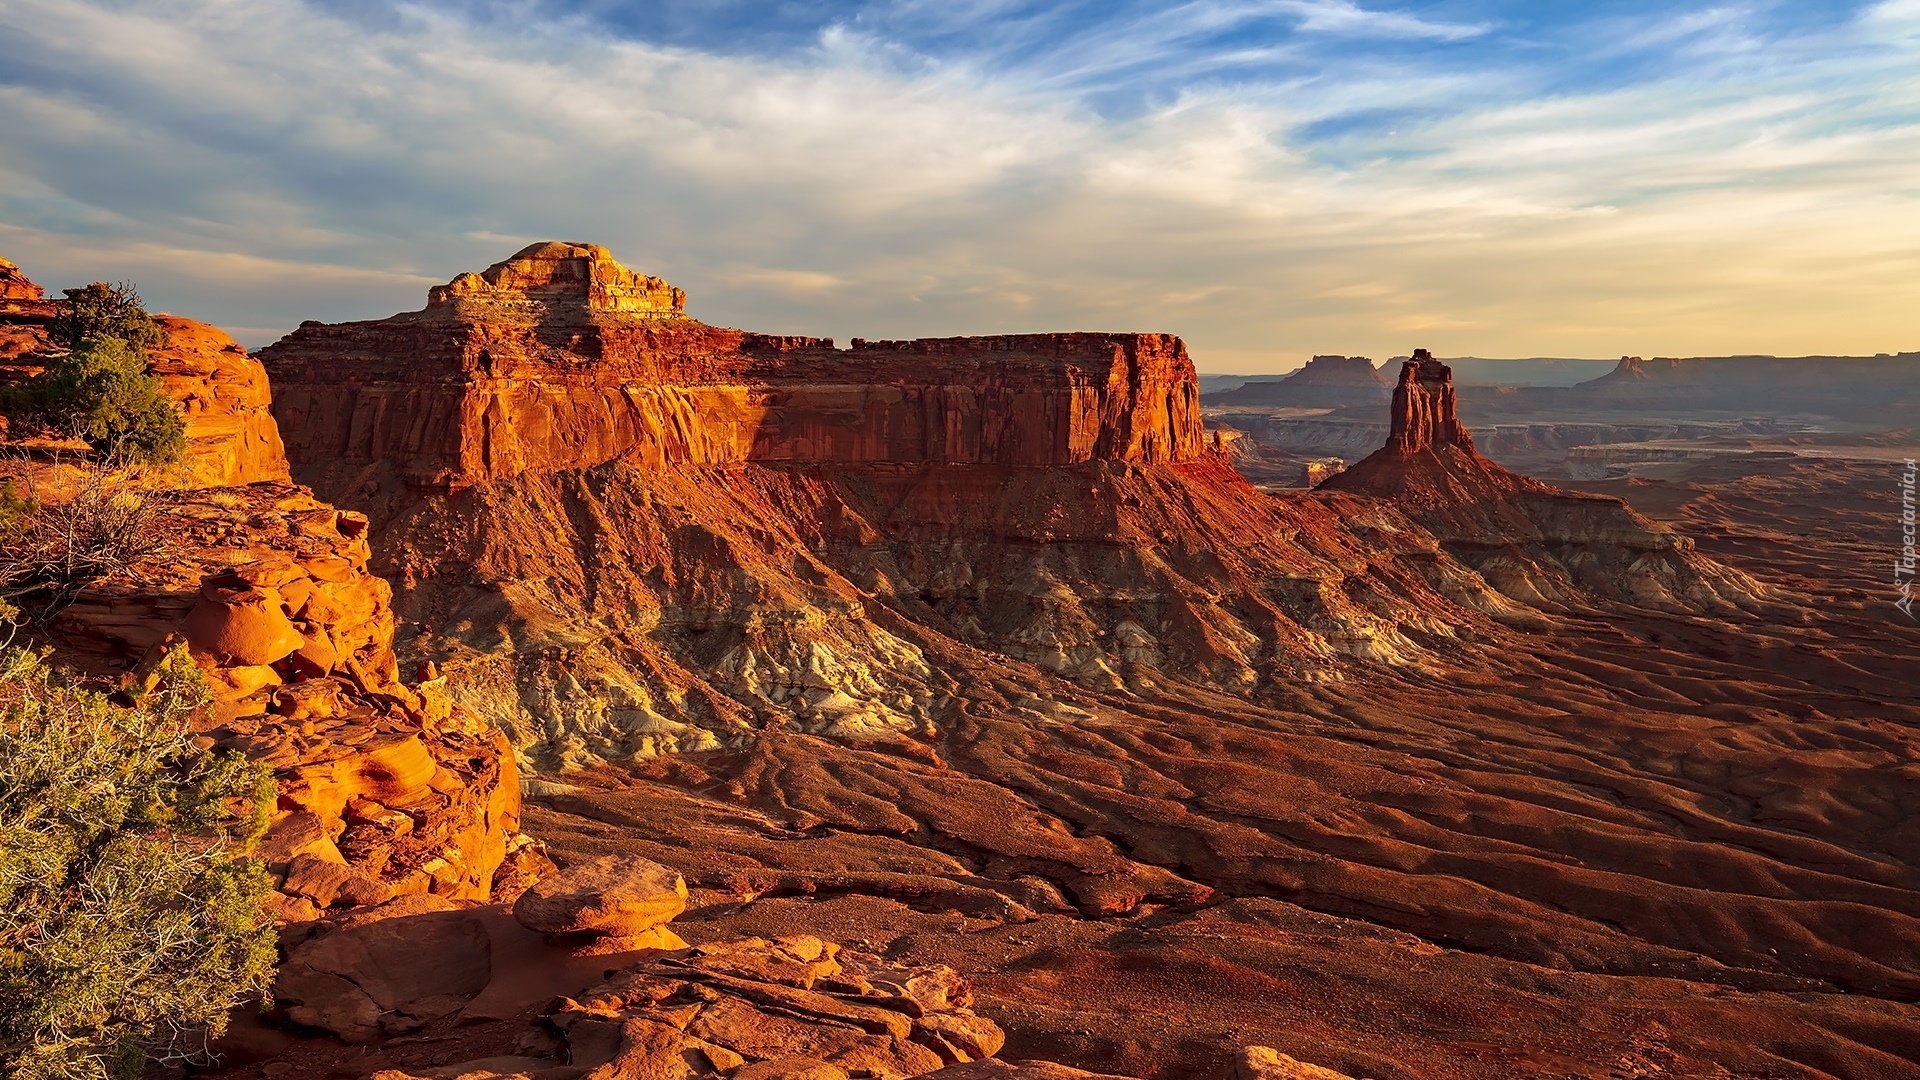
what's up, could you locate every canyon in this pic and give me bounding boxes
[4,245,1919,1080]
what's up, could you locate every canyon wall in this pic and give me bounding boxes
[261,243,1205,491]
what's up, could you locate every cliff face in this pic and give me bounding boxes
[1383,352,1473,454]
[260,245,1204,491]
[148,314,292,487]
[0,256,290,488]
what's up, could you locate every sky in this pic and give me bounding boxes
[1,1,1917,370]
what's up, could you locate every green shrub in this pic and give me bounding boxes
[48,283,166,353]
[1,335,186,464]
[0,645,277,1079]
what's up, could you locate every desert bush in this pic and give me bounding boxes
[0,467,172,619]
[47,282,166,353]
[0,335,186,464]
[0,645,276,1080]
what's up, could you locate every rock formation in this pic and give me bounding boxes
[1322,350,1767,614]
[146,314,292,487]
[1203,355,1388,409]
[0,255,43,301]
[1381,351,1472,453]
[430,241,687,314]
[268,853,1046,1080]
[262,246,1461,768]
[0,256,289,487]
[261,243,1203,491]
[45,482,529,917]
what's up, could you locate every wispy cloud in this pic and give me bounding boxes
[0,0,1914,364]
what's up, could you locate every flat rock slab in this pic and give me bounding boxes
[512,853,687,937]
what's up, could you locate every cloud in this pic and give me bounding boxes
[0,0,1914,363]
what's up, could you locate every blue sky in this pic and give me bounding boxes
[1,0,1916,367]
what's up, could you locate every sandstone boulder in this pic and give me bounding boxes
[1226,1046,1359,1080]
[182,576,305,666]
[512,853,687,938]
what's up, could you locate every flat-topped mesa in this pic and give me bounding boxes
[427,241,685,315]
[1293,354,1386,386]
[1206,354,1388,408]
[0,256,44,301]
[1386,350,1474,454]
[263,244,1207,490]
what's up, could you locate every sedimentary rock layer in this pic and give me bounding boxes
[260,244,1205,490]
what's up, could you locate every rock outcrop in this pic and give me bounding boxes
[271,857,1025,1080]
[1381,351,1471,454]
[0,256,289,487]
[429,241,687,314]
[260,244,1204,490]
[1226,1048,1358,1080]
[46,482,527,916]
[0,255,43,301]
[0,257,57,369]
[1322,350,1767,614]
[147,314,293,487]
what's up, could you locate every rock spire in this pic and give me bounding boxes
[1385,349,1474,454]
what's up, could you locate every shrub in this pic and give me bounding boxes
[0,645,277,1080]
[0,466,172,619]
[48,282,166,353]
[0,335,186,464]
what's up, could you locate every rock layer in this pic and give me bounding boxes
[1383,351,1472,454]
[260,246,1205,490]
[0,255,289,488]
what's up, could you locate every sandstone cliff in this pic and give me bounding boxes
[261,246,1490,769]
[260,242,1204,491]
[0,257,290,488]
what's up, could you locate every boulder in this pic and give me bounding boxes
[182,577,305,666]
[1226,1046,1359,1080]
[512,854,687,938]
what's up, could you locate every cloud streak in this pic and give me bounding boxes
[0,0,1914,368]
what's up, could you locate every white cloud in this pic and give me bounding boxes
[0,0,1914,362]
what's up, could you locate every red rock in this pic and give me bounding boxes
[146,314,292,487]
[921,1061,1138,1080]
[0,256,43,301]
[512,854,688,937]
[259,244,1206,491]
[1225,1048,1357,1080]
[430,241,686,313]
[276,906,492,1042]
[1383,351,1473,455]
[182,576,306,666]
